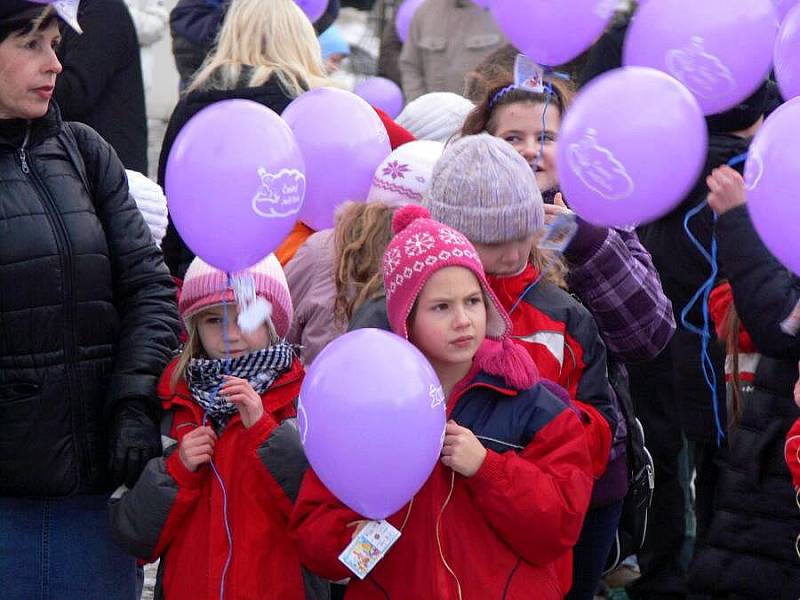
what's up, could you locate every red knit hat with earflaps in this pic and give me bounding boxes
[383,205,539,390]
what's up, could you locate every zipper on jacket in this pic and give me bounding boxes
[18,126,30,173]
[21,144,89,487]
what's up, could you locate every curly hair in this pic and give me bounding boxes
[333,202,396,325]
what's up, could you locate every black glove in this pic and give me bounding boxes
[108,399,162,488]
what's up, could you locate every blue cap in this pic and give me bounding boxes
[318,25,350,59]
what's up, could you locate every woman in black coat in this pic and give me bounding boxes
[687,166,800,599]
[0,4,179,599]
[158,0,330,279]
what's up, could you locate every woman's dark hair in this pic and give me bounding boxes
[0,6,58,44]
[461,75,574,137]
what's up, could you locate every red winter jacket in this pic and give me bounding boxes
[109,358,327,600]
[487,265,613,478]
[289,364,593,600]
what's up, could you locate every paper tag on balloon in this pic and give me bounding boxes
[231,273,272,334]
[514,54,546,93]
[539,213,578,254]
[338,520,401,579]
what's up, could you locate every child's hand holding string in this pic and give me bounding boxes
[441,421,487,477]
[543,192,572,225]
[221,376,264,429]
[179,426,217,472]
[707,165,746,215]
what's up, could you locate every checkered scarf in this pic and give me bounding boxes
[186,342,294,429]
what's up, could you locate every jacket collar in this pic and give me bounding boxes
[0,101,62,149]
[486,263,540,312]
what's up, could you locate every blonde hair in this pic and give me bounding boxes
[333,202,396,325]
[170,308,279,391]
[187,0,328,97]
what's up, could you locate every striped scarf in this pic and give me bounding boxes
[186,342,294,429]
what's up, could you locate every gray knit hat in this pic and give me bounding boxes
[424,133,544,244]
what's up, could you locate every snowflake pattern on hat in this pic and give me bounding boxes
[382,160,411,180]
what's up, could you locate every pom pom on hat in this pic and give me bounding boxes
[391,204,431,235]
[476,338,540,391]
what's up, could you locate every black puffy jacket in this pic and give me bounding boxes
[0,104,180,497]
[687,206,800,599]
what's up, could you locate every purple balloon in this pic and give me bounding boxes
[623,0,779,115]
[775,4,800,100]
[354,77,405,119]
[294,0,328,22]
[282,88,391,230]
[165,100,305,273]
[298,329,446,520]
[490,0,615,67]
[774,0,800,21]
[745,98,800,275]
[557,67,707,228]
[395,0,427,43]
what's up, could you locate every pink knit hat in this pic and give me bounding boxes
[382,206,538,390]
[179,254,293,338]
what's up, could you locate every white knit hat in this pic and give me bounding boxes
[395,92,475,144]
[126,170,168,248]
[366,140,444,207]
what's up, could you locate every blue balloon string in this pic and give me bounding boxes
[200,273,235,599]
[680,153,748,445]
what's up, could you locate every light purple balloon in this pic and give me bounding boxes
[294,0,328,22]
[775,3,800,100]
[773,0,800,21]
[490,0,615,67]
[395,0,427,43]
[354,77,405,119]
[745,98,800,275]
[165,100,305,273]
[623,0,779,115]
[282,88,392,230]
[298,328,446,520]
[557,67,707,228]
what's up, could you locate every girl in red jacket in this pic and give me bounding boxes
[110,255,328,600]
[290,206,594,599]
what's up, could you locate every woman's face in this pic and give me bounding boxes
[492,100,561,193]
[0,21,62,120]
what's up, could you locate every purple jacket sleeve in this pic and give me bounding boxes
[564,219,675,363]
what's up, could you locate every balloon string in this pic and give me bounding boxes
[436,471,462,600]
[680,201,724,444]
[679,154,748,445]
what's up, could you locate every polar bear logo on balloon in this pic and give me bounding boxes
[252,167,306,219]
[567,129,635,201]
[665,36,735,100]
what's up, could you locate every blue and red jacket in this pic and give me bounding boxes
[289,362,594,599]
[488,265,615,479]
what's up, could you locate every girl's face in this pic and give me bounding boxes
[409,267,487,373]
[0,21,62,120]
[492,100,561,193]
[472,235,536,277]
[196,304,271,360]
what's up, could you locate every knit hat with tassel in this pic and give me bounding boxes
[382,205,538,390]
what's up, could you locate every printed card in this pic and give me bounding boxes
[338,520,401,580]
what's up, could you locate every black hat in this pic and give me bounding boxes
[706,80,770,134]
[0,1,81,40]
